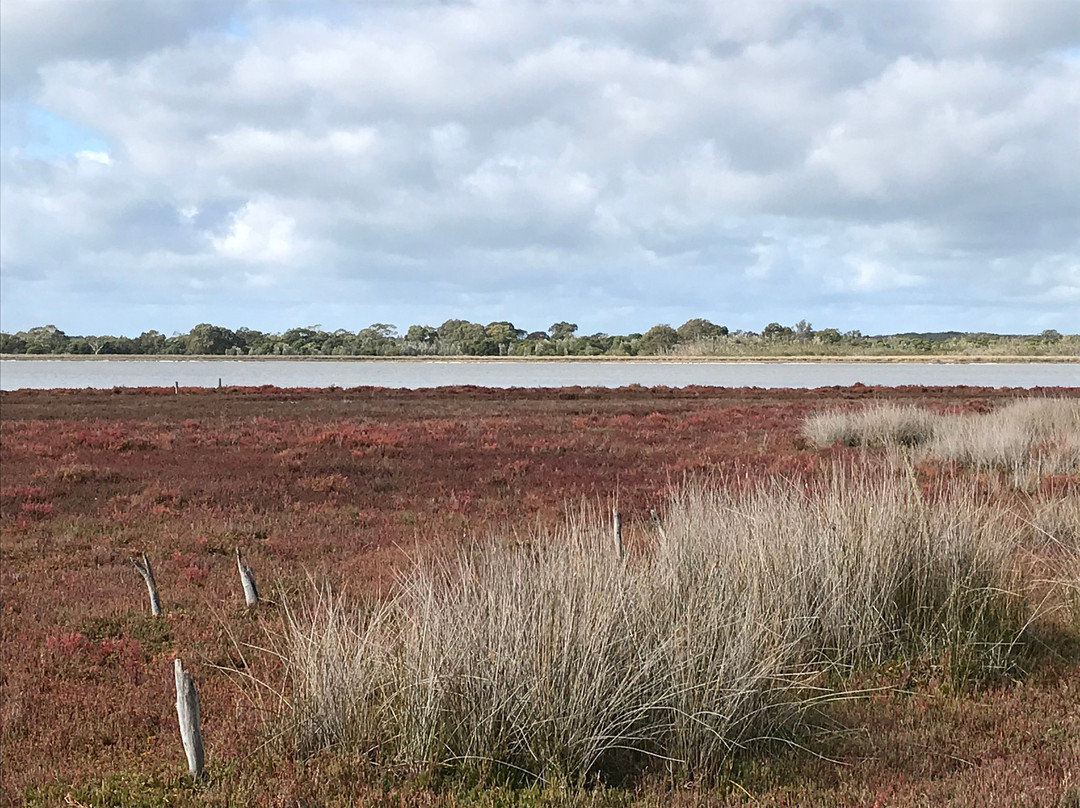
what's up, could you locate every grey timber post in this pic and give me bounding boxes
[174,658,205,778]
[236,547,259,607]
[131,552,161,617]
[613,508,624,559]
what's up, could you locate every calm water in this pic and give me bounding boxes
[1,359,1076,390]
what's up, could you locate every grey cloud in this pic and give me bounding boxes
[0,0,245,97]
[1,0,1078,336]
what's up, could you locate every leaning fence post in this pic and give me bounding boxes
[236,547,259,607]
[174,658,205,779]
[131,552,161,617]
[612,508,624,559]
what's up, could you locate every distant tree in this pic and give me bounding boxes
[816,327,842,344]
[437,319,493,354]
[85,335,135,355]
[677,318,728,342]
[137,330,167,354]
[548,322,578,341]
[367,323,398,339]
[22,325,69,354]
[281,326,324,354]
[794,320,814,342]
[1041,329,1062,343]
[187,323,240,355]
[762,322,794,341]
[513,331,553,356]
[0,332,27,354]
[87,335,136,354]
[485,322,524,354]
[577,332,614,356]
[235,328,270,355]
[638,324,680,354]
[66,337,94,354]
[111,336,137,354]
[405,325,437,344]
[321,329,358,355]
[355,324,398,355]
[162,335,188,355]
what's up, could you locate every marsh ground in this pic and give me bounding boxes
[2,385,1077,806]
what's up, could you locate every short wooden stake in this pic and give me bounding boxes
[174,381,179,394]
[236,547,259,607]
[131,552,161,617]
[613,508,624,559]
[174,658,205,779]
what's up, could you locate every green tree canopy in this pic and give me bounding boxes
[22,325,69,354]
[677,318,728,341]
[549,322,578,341]
[187,323,241,354]
[638,324,679,354]
[762,322,794,341]
[405,324,437,344]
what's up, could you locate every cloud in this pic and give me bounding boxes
[0,0,244,97]
[1,0,1078,335]
[212,199,302,263]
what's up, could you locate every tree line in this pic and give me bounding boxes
[0,320,1072,357]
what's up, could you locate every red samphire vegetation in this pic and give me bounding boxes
[1,384,1077,807]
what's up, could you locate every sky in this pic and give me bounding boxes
[1,0,1078,338]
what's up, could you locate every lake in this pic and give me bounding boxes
[1,359,1076,390]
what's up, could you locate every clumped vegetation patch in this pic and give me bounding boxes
[804,398,1080,477]
[283,468,1031,785]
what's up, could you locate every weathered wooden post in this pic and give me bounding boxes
[236,547,259,607]
[131,552,161,617]
[612,508,624,559]
[174,658,205,779]
[174,381,179,394]
[217,377,222,390]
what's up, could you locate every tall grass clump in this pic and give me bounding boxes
[929,398,1080,476]
[663,471,1028,678]
[801,403,938,448]
[281,469,1031,785]
[281,587,394,756]
[804,398,1080,478]
[1028,494,1080,623]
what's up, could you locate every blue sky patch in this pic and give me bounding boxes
[19,107,110,161]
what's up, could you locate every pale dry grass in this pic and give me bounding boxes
[281,469,1031,784]
[929,398,1080,477]
[804,398,1080,480]
[801,403,938,448]
[1026,494,1080,621]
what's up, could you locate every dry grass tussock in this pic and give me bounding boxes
[1027,495,1080,619]
[280,468,1031,785]
[803,398,1080,476]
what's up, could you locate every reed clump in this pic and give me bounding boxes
[1028,495,1080,621]
[803,398,1080,477]
[801,403,938,448]
[281,469,1030,785]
